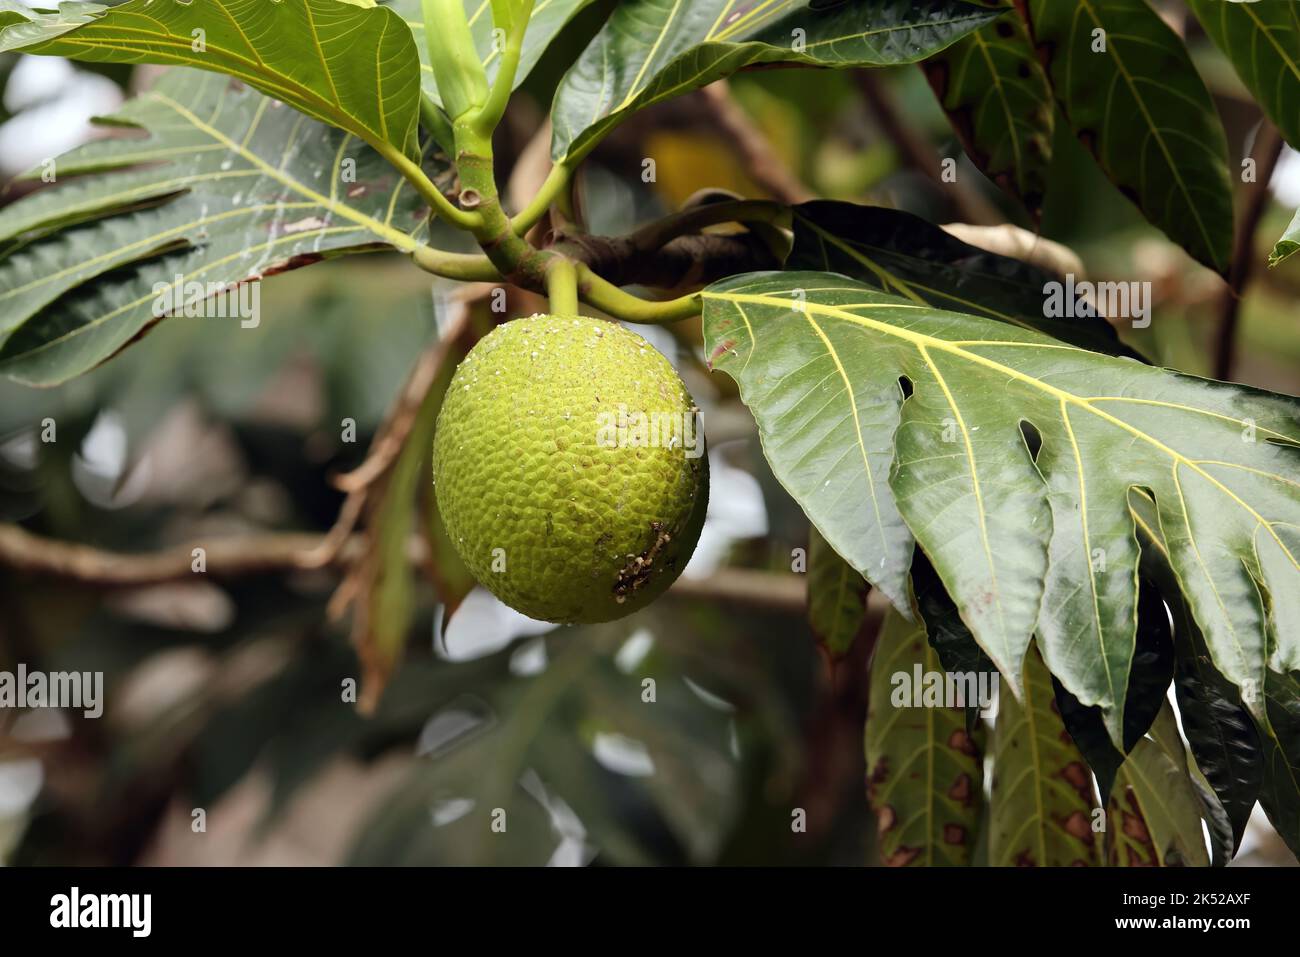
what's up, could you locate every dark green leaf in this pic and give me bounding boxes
[1132,490,1264,852]
[1022,0,1233,273]
[1258,669,1300,856]
[1186,0,1300,150]
[550,0,1000,164]
[787,200,1137,358]
[922,1,1054,215]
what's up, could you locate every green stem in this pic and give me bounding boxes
[546,257,579,314]
[472,0,534,138]
[376,142,480,231]
[421,0,489,121]
[410,245,503,282]
[576,264,701,324]
[454,119,553,286]
[510,162,573,235]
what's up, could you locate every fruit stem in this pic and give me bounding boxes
[546,257,579,314]
[575,264,701,323]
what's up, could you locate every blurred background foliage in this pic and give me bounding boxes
[0,1,1296,866]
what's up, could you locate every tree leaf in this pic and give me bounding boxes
[0,0,423,159]
[549,0,1001,165]
[700,271,1300,724]
[387,0,596,111]
[0,0,103,44]
[1258,669,1300,856]
[922,1,1054,216]
[1021,0,1233,273]
[1050,575,1174,802]
[865,606,984,866]
[1185,0,1300,150]
[1270,209,1299,268]
[787,200,1137,359]
[1107,705,1211,867]
[0,68,443,385]
[806,526,868,657]
[989,642,1101,866]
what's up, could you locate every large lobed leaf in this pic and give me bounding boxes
[0,68,442,385]
[549,0,1001,164]
[1021,0,1233,274]
[0,0,423,159]
[701,270,1300,749]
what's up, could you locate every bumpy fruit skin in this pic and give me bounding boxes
[432,315,708,623]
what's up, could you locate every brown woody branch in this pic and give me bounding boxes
[1213,122,1285,381]
[0,522,806,612]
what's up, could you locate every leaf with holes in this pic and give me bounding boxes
[0,68,446,385]
[989,642,1101,866]
[1186,0,1300,150]
[922,1,1054,216]
[1021,0,1233,273]
[865,606,984,866]
[787,200,1135,358]
[549,0,1000,165]
[701,272,1300,745]
[0,0,423,160]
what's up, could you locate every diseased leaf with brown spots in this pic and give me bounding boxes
[865,606,985,866]
[990,642,1101,866]
[1107,705,1211,866]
